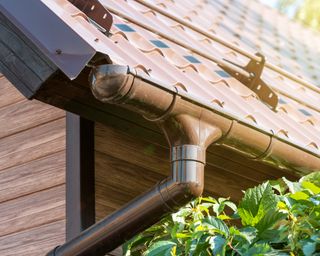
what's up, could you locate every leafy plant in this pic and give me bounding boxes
[123,172,320,255]
[277,0,320,30]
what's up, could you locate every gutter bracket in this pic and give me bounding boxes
[219,52,278,110]
[68,0,113,34]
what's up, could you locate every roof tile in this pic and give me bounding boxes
[49,0,320,156]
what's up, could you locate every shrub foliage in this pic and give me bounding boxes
[123,172,320,255]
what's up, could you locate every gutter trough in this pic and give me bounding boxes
[0,1,319,255]
[48,64,320,256]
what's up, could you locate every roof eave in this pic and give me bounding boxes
[0,0,319,174]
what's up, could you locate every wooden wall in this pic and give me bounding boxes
[0,75,66,256]
[95,118,298,220]
[0,73,299,255]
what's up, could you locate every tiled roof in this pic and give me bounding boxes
[97,0,320,156]
[9,0,319,158]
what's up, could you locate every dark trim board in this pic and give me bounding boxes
[66,113,95,240]
[0,11,57,99]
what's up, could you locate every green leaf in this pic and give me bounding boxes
[302,181,320,195]
[239,227,258,243]
[200,197,217,204]
[224,201,237,212]
[270,179,287,195]
[238,182,279,228]
[188,233,210,256]
[283,177,301,193]
[300,172,320,187]
[255,210,286,234]
[123,233,153,255]
[242,242,273,256]
[290,191,310,201]
[202,216,230,237]
[175,233,190,239]
[213,203,225,216]
[209,235,227,256]
[145,241,177,256]
[125,173,320,256]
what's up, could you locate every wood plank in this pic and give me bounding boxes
[37,72,164,143]
[0,99,65,139]
[39,73,298,181]
[0,118,65,171]
[95,151,257,219]
[0,151,65,203]
[207,146,298,180]
[204,163,258,202]
[0,76,24,108]
[95,151,165,219]
[0,220,65,256]
[0,185,65,237]
[95,123,270,184]
[95,120,260,217]
[95,121,297,182]
[95,123,170,175]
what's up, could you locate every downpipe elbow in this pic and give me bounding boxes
[158,145,205,211]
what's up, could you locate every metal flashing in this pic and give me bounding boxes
[1,0,320,168]
[0,0,107,80]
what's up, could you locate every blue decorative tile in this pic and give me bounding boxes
[215,70,231,78]
[115,24,135,32]
[299,109,312,116]
[278,98,287,104]
[150,40,169,48]
[184,55,201,63]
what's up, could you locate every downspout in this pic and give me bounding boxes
[47,64,320,256]
[47,65,222,256]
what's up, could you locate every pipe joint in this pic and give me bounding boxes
[171,145,205,164]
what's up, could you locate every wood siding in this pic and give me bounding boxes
[95,117,298,219]
[0,75,66,255]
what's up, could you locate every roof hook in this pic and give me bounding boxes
[219,52,278,110]
[68,0,113,35]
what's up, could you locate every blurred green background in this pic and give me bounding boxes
[260,0,320,30]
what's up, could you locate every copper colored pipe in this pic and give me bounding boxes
[106,3,320,113]
[91,65,320,173]
[47,64,320,255]
[47,66,221,255]
[47,145,209,255]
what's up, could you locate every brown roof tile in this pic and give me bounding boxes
[19,0,320,155]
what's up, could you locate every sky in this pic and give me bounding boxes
[258,0,299,18]
[259,0,278,7]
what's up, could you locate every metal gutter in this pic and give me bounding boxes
[47,64,320,255]
[105,3,320,113]
[90,65,320,174]
[47,65,222,255]
[1,1,319,254]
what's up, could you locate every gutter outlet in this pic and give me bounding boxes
[48,64,320,255]
[47,65,221,255]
